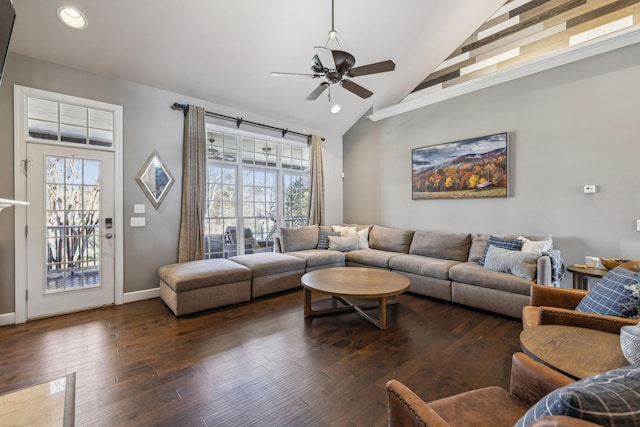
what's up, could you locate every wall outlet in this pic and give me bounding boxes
[130,217,146,227]
[583,185,596,193]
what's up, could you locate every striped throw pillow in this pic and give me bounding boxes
[515,365,640,427]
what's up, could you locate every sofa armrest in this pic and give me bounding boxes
[509,352,573,406]
[385,380,450,427]
[530,284,586,309]
[536,256,552,285]
[538,306,637,334]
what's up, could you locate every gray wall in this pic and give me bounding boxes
[344,43,640,286]
[0,53,343,315]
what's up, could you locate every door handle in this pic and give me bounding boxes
[98,233,113,239]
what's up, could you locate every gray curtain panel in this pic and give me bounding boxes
[308,134,325,226]
[178,105,206,262]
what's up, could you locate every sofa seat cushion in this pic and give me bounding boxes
[449,262,532,296]
[159,259,252,293]
[229,252,306,277]
[346,249,400,269]
[368,225,415,254]
[409,230,471,262]
[389,254,460,280]
[429,386,529,426]
[286,249,346,268]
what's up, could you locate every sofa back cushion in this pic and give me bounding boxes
[468,233,552,262]
[409,230,471,262]
[279,225,319,252]
[369,225,414,254]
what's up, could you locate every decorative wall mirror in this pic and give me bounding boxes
[135,150,175,209]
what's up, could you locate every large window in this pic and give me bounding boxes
[204,125,310,259]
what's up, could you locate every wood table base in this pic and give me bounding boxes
[304,288,394,330]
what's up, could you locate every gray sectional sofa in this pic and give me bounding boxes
[277,224,554,319]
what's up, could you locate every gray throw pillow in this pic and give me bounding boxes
[279,225,319,252]
[328,235,359,252]
[514,365,640,427]
[483,245,538,280]
[317,229,341,250]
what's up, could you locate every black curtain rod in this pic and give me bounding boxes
[171,103,324,141]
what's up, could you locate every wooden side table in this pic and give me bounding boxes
[566,264,607,290]
[520,325,627,379]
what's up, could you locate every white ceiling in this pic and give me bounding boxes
[9,0,505,136]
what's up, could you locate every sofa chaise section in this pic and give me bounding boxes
[159,259,252,316]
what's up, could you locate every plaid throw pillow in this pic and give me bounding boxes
[317,229,341,250]
[515,365,640,427]
[575,265,638,317]
[477,236,522,266]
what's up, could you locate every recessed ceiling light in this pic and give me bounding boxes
[330,104,341,114]
[57,6,88,30]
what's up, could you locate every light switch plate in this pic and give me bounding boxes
[583,185,596,193]
[130,217,146,227]
[637,219,640,232]
[134,204,145,214]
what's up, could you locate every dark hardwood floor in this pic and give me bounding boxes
[0,290,523,426]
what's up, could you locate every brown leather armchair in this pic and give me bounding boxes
[522,284,638,334]
[386,352,599,427]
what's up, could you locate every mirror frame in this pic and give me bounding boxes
[135,150,175,209]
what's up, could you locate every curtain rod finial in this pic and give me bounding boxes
[171,103,189,117]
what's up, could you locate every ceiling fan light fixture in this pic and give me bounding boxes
[330,104,341,114]
[57,6,88,30]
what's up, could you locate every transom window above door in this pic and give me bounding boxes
[26,96,115,148]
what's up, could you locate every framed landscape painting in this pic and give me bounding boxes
[412,132,508,200]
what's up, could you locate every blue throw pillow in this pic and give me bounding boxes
[514,365,640,427]
[477,236,522,266]
[575,266,638,317]
[317,229,341,250]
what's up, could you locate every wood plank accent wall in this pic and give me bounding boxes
[411,0,640,94]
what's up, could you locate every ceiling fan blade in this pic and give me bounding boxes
[310,55,324,74]
[332,50,356,75]
[314,47,336,71]
[306,82,329,100]
[340,79,373,99]
[270,72,321,79]
[348,60,395,77]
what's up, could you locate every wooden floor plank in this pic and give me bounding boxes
[0,290,522,426]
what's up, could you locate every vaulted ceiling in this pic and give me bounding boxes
[8,1,640,136]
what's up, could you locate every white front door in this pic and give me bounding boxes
[25,143,115,318]
[13,85,123,322]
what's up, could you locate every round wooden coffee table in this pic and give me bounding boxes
[301,267,410,330]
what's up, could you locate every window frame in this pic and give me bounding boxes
[204,124,310,259]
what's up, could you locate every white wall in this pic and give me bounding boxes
[343,43,640,286]
[0,53,343,314]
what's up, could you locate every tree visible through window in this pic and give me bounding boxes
[204,126,310,259]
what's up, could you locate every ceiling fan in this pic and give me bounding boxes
[270,0,395,101]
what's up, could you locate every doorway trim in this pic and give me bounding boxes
[13,85,124,323]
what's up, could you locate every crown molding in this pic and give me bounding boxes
[368,26,640,122]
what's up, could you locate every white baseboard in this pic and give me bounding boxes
[0,312,16,326]
[0,289,159,325]
[123,287,160,303]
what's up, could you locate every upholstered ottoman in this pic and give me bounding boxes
[159,259,252,316]
[229,252,306,298]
